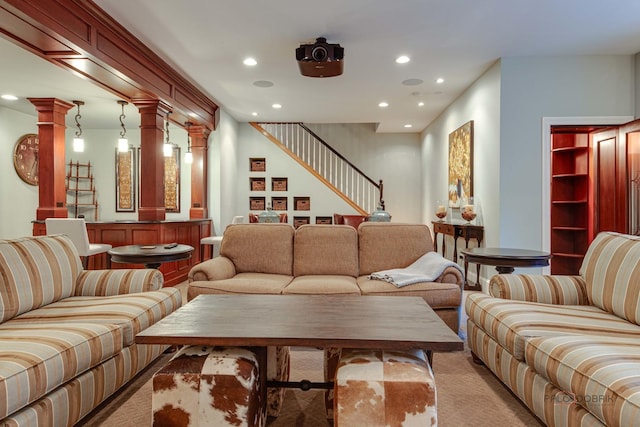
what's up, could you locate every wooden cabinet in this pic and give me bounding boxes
[550,132,591,274]
[549,122,640,275]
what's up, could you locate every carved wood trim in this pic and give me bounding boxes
[0,0,218,130]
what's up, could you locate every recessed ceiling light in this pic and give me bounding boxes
[404,124,413,128]
[243,57,257,66]
[188,112,198,117]
[378,102,389,108]
[1,94,18,100]
[252,112,258,116]
[395,55,410,64]
[402,78,423,86]
[253,80,274,88]
[436,78,445,84]
[272,103,282,109]
[418,101,425,107]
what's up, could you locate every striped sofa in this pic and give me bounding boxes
[0,234,182,426]
[466,231,640,427]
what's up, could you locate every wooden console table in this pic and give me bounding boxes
[432,220,484,290]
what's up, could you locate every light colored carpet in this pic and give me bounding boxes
[78,284,543,426]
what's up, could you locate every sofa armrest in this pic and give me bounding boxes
[74,269,164,296]
[436,265,464,287]
[489,274,589,305]
[188,257,237,282]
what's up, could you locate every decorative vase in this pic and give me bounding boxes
[435,200,447,221]
[461,197,477,223]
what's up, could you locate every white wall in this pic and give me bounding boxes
[304,123,422,223]
[422,55,636,288]
[0,107,39,238]
[499,55,634,249]
[209,109,240,235]
[421,61,502,250]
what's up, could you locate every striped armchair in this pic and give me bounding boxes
[465,231,640,427]
[0,234,182,426]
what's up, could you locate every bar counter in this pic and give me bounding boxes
[33,219,211,286]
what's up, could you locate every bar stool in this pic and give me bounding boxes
[45,218,112,269]
[200,216,244,260]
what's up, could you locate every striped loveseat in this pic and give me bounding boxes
[0,234,182,426]
[466,231,640,427]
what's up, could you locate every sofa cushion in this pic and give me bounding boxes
[220,224,294,276]
[0,235,82,323]
[284,275,360,295]
[188,273,293,299]
[293,225,358,277]
[466,293,640,360]
[10,288,181,346]
[358,223,434,276]
[0,321,124,419]
[525,335,640,426]
[580,231,640,324]
[357,276,461,308]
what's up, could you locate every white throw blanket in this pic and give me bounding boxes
[369,252,464,288]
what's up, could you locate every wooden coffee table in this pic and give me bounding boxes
[108,244,193,269]
[137,294,462,416]
[136,294,463,354]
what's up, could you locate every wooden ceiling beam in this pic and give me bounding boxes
[0,0,218,130]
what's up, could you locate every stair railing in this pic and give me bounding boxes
[251,122,382,215]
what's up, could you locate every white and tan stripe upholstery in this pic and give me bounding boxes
[0,234,182,425]
[466,293,640,360]
[75,268,164,295]
[489,274,589,305]
[11,288,181,346]
[526,335,640,426]
[0,322,124,420]
[580,231,640,324]
[2,343,167,427]
[465,231,640,427]
[0,235,82,322]
[467,321,604,427]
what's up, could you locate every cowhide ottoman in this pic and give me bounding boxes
[152,345,265,427]
[334,348,437,427]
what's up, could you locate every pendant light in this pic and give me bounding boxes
[163,113,173,157]
[72,100,85,152]
[184,122,193,164]
[117,100,129,152]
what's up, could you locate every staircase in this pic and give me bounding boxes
[251,122,383,215]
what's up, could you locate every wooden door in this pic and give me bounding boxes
[618,119,640,234]
[592,129,620,234]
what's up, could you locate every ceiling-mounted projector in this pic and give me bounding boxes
[296,37,344,78]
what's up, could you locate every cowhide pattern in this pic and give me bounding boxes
[266,346,290,417]
[152,346,265,427]
[334,348,437,427]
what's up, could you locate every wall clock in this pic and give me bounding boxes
[13,133,40,186]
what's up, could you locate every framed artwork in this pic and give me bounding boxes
[164,146,180,212]
[448,120,474,208]
[115,147,136,212]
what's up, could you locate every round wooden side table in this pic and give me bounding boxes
[461,247,551,290]
[108,244,194,269]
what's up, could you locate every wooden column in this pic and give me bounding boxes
[188,124,211,219]
[29,98,73,220]
[134,99,172,221]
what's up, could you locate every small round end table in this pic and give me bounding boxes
[461,247,551,290]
